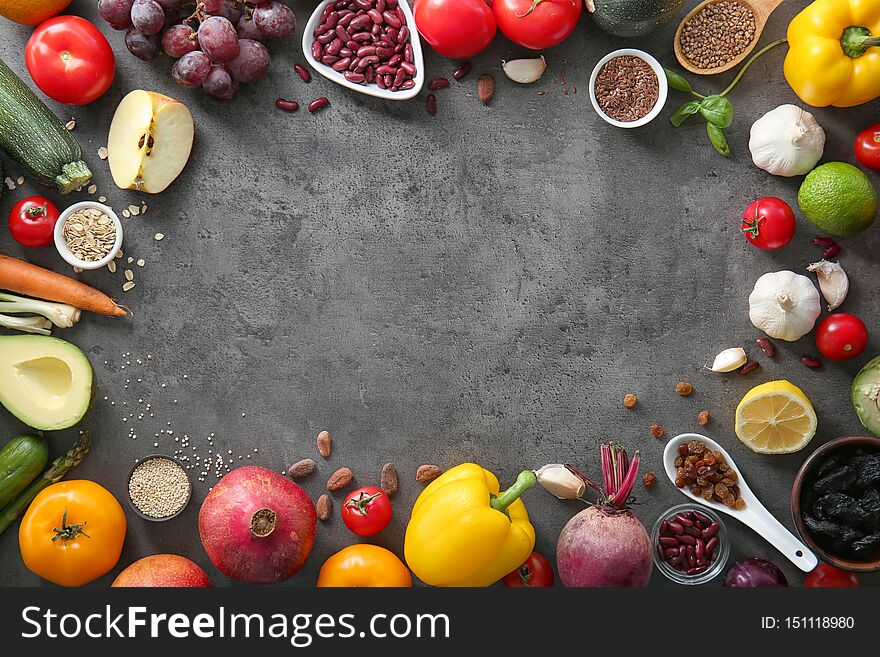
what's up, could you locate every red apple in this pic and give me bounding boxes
[111,554,211,587]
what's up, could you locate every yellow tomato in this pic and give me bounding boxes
[19,480,127,587]
[317,544,412,587]
[0,0,71,25]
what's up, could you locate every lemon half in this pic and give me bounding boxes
[735,380,817,454]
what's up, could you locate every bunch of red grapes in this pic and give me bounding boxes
[97,0,296,100]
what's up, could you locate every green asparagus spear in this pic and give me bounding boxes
[0,431,90,535]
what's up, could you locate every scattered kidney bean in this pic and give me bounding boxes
[811,236,836,248]
[823,243,842,259]
[428,76,449,91]
[308,97,330,113]
[656,508,723,575]
[275,98,299,112]
[453,61,472,80]
[739,360,760,375]
[756,336,776,358]
[801,354,822,368]
[426,93,437,115]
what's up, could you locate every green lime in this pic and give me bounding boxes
[798,162,877,236]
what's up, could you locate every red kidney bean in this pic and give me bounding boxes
[395,6,405,23]
[678,534,696,546]
[426,93,437,115]
[453,62,472,80]
[823,243,842,259]
[321,54,340,65]
[387,0,398,6]
[347,57,359,70]
[318,30,336,44]
[686,565,707,576]
[660,520,670,534]
[675,513,693,527]
[393,68,406,86]
[404,43,414,62]
[684,525,701,538]
[365,67,375,82]
[312,41,323,59]
[802,354,822,368]
[324,11,339,29]
[294,63,311,82]
[394,42,404,53]
[320,4,332,21]
[378,47,395,59]
[377,0,386,10]
[355,0,371,8]
[338,12,355,27]
[376,64,396,75]
[275,98,299,112]
[756,336,776,358]
[332,57,352,71]
[344,71,366,83]
[358,54,379,70]
[357,45,377,57]
[740,360,760,375]
[376,74,386,89]
[335,25,352,41]
[368,8,383,23]
[667,521,684,535]
[308,97,329,113]
[383,73,393,86]
[371,23,381,35]
[385,28,398,44]
[400,61,416,75]
[400,79,415,89]
[398,25,409,43]
[429,77,450,91]
[340,47,353,57]
[349,14,372,30]
[693,511,711,526]
[701,522,718,539]
[326,38,343,55]
[811,236,836,248]
[705,536,718,555]
[346,39,359,50]
[382,10,400,27]
[695,538,705,560]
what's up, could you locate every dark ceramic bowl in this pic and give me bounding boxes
[791,436,880,573]
[126,454,192,522]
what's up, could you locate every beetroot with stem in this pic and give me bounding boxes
[556,442,653,587]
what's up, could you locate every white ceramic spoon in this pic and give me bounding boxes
[663,433,817,572]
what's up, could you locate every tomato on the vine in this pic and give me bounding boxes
[25,16,115,105]
[414,0,496,59]
[9,196,60,248]
[804,563,860,587]
[854,123,880,171]
[493,0,581,50]
[502,551,554,587]
[816,313,868,361]
[341,486,392,537]
[741,197,796,250]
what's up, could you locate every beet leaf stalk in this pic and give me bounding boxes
[601,442,640,509]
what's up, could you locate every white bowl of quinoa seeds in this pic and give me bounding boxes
[127,455,192,521]
[590,49,668,128]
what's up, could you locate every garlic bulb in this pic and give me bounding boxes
[807,260,849,311]
[711,348,748,372]
[501,56,546,84]
[749,271,821,341]
[749,104,825,177]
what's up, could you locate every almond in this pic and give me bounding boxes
[316,494,331,521]
[327,467,353,491]
[317,430,332,458]
[416,464,442,484]
[287,458,316,479]
[380,463,399,498]
[477,74,494,105]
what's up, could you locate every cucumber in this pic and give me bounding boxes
[0,58,92,194]
[0,434,49,509]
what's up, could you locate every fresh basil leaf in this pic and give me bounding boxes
[699,95,734,128]
[670,100,700,127]
[664,68,694,95]
[707,123,730,157]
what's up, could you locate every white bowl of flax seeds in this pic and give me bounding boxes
[590,48,668,129]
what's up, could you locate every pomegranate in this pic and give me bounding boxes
[198,466,316,584]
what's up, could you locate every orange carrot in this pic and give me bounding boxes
[0,255,128,317]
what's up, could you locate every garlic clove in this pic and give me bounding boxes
[807,260,849,311]
[710,347,748,372]
[501,56,547,84]
[535,464,585,500]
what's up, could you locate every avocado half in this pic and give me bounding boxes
[853,355,880,437]
[0,335,93,431]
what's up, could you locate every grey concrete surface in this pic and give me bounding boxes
[1,0,879,587]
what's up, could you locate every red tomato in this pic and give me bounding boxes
[9,197,60,248]
[414,0,496,59]
[502,551,554,587]
[816,313,868,361]
[741,197,796,250]
[805,563,860,587]
[493,0,581,50]
[341,486,392,537]
[854,123,880,171]
[25,16,115,106]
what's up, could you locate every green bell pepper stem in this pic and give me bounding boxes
[490,470,537,514]
[720,38,787,97]
[840,26,880,58]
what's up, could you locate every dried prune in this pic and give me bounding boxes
[816,451,845,478]
[850,533,880,559]
[856,454,880,489]
[860,489,880,526]
[814,464,857,493]
[832,527,862,554]
[803,514,842,539]
[816,493,865,526]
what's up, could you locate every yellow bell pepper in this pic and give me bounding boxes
[785,0,880,107]
[404,464,536,587]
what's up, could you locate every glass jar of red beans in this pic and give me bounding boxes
[651,504,729,585]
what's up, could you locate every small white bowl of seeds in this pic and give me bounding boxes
[127,454,192,521]
[54,201,123,270]
[589,48,668,129]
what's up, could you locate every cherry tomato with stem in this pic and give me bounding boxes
[804,563,860,587]
[341,486,392,537]
[493,0,581,50]
[414,0,497,59]
[502,550,554,587]
[815,313,868,361]
[25,16,115,105]
[741,197,796,250]
[9,196,60,248]
[854,123,880,171]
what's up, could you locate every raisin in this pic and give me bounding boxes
[675,469,687,487]
[734,498,746,510]
[678,444,689,457]
[642,472,657,489]
[723,494,737,508]
[623,393,637,409]
[674,456,683,468]
[676,381,694,396]
[650,423,665,439]
[697,410,711,426]
[702,487,714,501]
[715,483,729,498]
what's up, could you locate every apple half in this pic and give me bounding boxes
[108,90,194,194]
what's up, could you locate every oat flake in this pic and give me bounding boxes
[123,281,136,292]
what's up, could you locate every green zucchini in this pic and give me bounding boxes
[586,0,684,37]
[0,434,48,509]
[0,58,92,194]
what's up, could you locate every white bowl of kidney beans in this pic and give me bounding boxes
[303,0,424,100]
[651,504,729,585]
